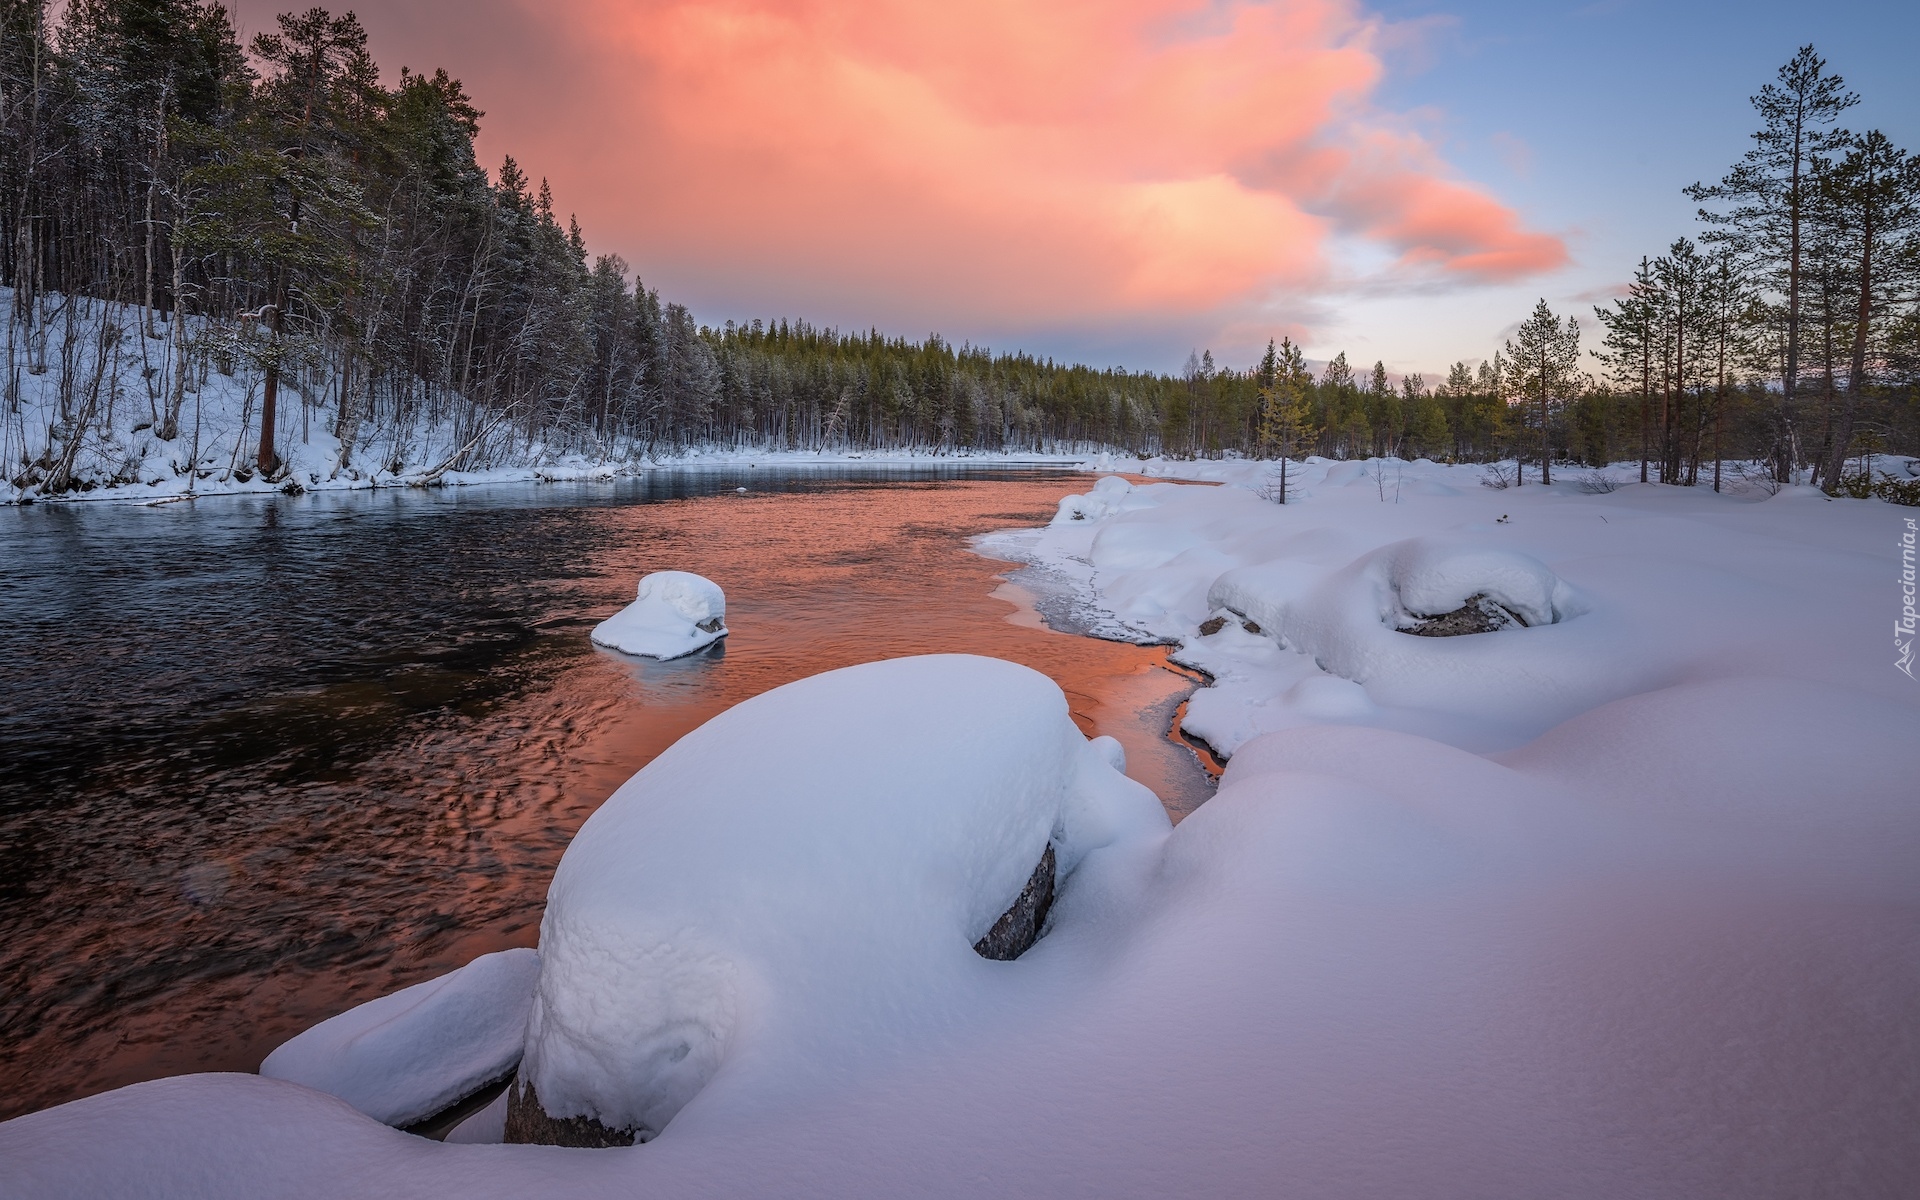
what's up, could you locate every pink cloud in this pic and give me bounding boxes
[386,0,1568,349]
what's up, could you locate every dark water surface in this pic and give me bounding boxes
[0,466,1213,1120]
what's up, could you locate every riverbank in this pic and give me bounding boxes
[0,469,1214,1123]
[3,464,1916,1198]
[0,287,1127,507]
[3,441,1107,505]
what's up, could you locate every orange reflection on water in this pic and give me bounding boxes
[563,478,1216,816]
[3,474,1211,1119]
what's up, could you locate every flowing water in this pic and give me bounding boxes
[0,466,1214,1120]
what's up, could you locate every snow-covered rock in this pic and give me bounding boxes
[589,571,728,660]
[1051,474,1154,525]
[257,948,539,1128]
[1383,538,1573,629]
[516,654,1166,1140]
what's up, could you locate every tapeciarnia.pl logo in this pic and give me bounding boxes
[1899,517,1917,679]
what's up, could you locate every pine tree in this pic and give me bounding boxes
[1702,247,1762,492]
[1811,131,1920,491]
[1653,239,1712,484]
[1594,257,1660,482]
[1687,46,1857,481]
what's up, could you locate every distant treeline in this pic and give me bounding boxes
[2,7,1914,490]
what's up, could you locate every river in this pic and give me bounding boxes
[0,465,1214,1120]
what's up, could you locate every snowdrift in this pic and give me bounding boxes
[4,461,1917,1199]
[259,949,538,1128]
[990,458,1909,755]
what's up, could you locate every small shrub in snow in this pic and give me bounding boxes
[1253,463,1297,504]
[1730,461,1785,495]
[1576,471,1621,494]
[1877,476,1920,506]
[1834,468,1920,506]
[1479,462,1516,490]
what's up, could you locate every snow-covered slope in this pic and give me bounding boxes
[3,462,1915,1199]
[0,290,1102,505]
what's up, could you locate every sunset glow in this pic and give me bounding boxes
[465,0,1565,351]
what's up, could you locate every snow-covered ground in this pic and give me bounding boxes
[3,459,1917,1198]
[984,456,1920,758]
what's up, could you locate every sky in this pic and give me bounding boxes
[228,0,1920,377]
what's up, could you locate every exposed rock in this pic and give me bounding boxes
[1400,593,1527,637]
[504,1078,641,1148]
[1198,616,1229,636]
[1240,619,1262,634]
[973,843,1055,961]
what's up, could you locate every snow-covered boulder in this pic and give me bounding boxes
[1197,538,1660,744]
[258,947,539,1128]
[1051,475,1153,524]
[1209,540,1573,642]
[590,571,728,660]
[513,654,1167,1143]
[1385,540,1570,630]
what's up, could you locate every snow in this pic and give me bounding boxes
[984,460,1915,755]
[0,287,1098,507]
[520,654,1167,1137]
[3,458,1917,1198]
[1379,537,1572,627]
[258,948,539,1129]
[588,571,729,660]
[445,1089,511,1145]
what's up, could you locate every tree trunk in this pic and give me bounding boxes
[335,341,357,468]
[162,236,186,440]
[1539,383,1550,485]
[258,301,283,476]
[143,89,164,340]
[1713,328,1727,493]
[1820,206,1875,493]
[1639,339,1650,484]
[1781,111,1804,483]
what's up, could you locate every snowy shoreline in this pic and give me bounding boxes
[0,284,1120,507]
[2,446,1102,507]
[3,460,1917,1198]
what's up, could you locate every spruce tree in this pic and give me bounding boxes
[1504,300,1582,485]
